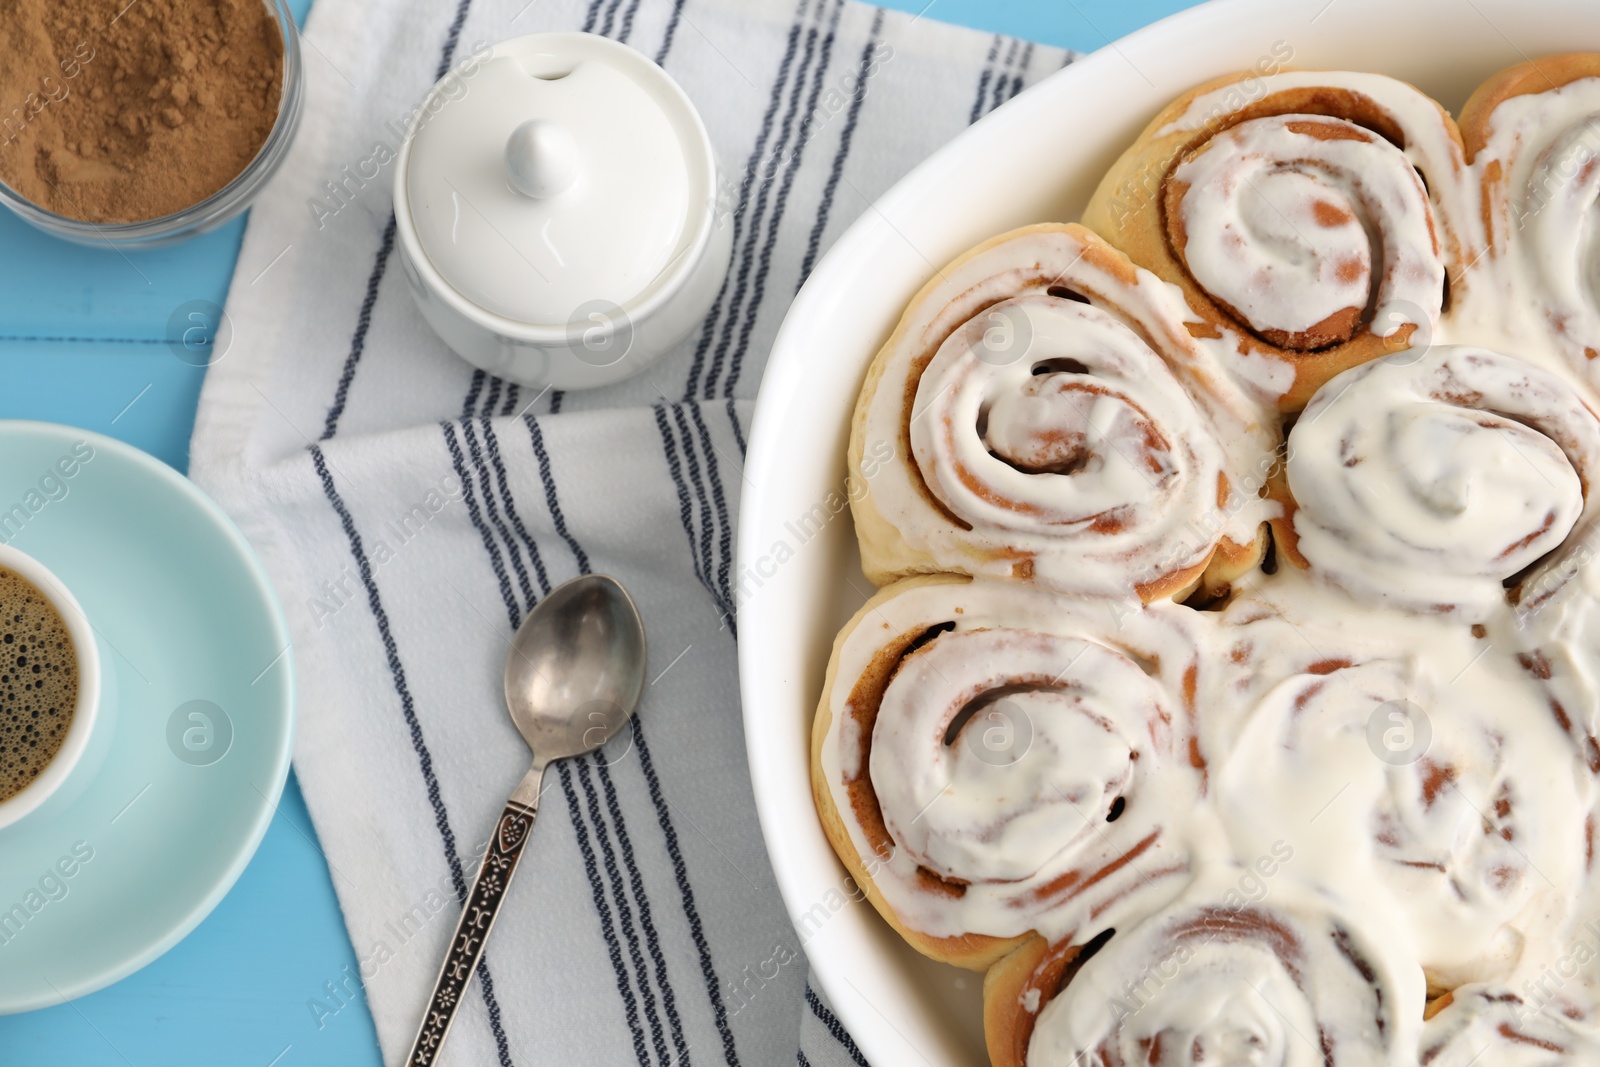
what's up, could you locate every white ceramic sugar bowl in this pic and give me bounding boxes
[394,32,730,390]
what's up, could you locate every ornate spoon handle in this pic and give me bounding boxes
[406,767,543,1067]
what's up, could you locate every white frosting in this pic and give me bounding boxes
[1420,984,1600,1065]
[908,296,1238,591]
[821,579,1205,943]
[1156,70,1477,262]
[821,569,1596,975]
[1149,69,1478,389]
[1172,114,1442,340]
[824,68,1600,1066]
[1024,880,1423,1067]
[1211,570,1592,990]
[1452,76,1600,385]
[855,226,1278,599]
[872,628,1165,884]
[1288,345,1600,620]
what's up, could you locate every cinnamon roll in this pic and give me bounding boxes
[811,575,1206,969]
[1214,578,1592,989]
[810,54,1600,1067]
[1457,55,1600,383]
[1280,345,1600,621]
[983,893,1422,1067]
[1083,70,1473,410]
[850,223,1276,603]
[1420,985,1600,1065]
[1496,619,1600,808]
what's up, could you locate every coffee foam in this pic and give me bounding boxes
[0,567,78,804]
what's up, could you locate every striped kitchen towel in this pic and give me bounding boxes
[188,0,1071,1064]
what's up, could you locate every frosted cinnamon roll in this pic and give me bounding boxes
[812,575,1207,969]
[850,223,1276,603]
[1083,70,1474,410]
[1457,55,1600,383]
[1420,985,1600,1065]
[1214,580,1592,988]
[983,894,1422,1067]
[1280,345,1600,621]
[1496,625,1600,788]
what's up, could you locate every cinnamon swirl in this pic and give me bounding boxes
[812,575,1206,969]
[850,223,1276,603]
[1420,985,1600,1065]
[1457,55,1600,384]
[1083,70,1474,410]
[1215,577,1592,989]
[1281,345,1600,621]
[809,52,1600,1067]
[983,893,1422,1067]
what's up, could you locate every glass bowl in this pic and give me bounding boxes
[0,0,304,249]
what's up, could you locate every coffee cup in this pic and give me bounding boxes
[0,543,103,832]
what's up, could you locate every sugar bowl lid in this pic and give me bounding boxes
[399,32,716,329]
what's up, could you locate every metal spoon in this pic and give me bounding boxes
[406,574,647,1067]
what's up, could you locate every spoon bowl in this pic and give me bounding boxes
[504,574,647,765]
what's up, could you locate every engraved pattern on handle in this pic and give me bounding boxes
[406,799,537,1067]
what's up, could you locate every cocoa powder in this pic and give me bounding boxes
[0,0,284,224]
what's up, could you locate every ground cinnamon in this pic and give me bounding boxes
[0,0,283,224]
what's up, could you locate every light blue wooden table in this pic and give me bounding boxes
[0,1,1195,1063]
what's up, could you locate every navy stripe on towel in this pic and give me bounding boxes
[699,0,841,400]
[635,716,743,1067]
[522,407,743,1067]
[443,421,686,1067]
[653,403,735,632]
[617,0,648,43]
[679,403,737,618]
[482,375,505,421]
[1008,41,1035,100]
[457,412,715,1067]
[968,34,1001,124]
[596,0,628,38]
[796,7,884,292]
[682,0,811,401]
[805,985,870,1067]
[573,755,677,1066]
[429,0,474,80]
[523,415,591,574]
[592,752,693,1067]
[725,398,747,459]
[309,444,515,1066]
[986,37,1019,116]
[441,422,523,630]
[462,369,487,421]
[655,0,689,65]
[719,0,845,398]
[475,418,553,594]
[320,0,477,441]
[558,761,656,1067]
[320,215,396,441]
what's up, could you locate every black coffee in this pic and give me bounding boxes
[0,567,78,804]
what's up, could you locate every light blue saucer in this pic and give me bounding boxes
[0,421,294,1014]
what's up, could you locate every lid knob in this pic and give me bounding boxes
[504,119,579,199]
